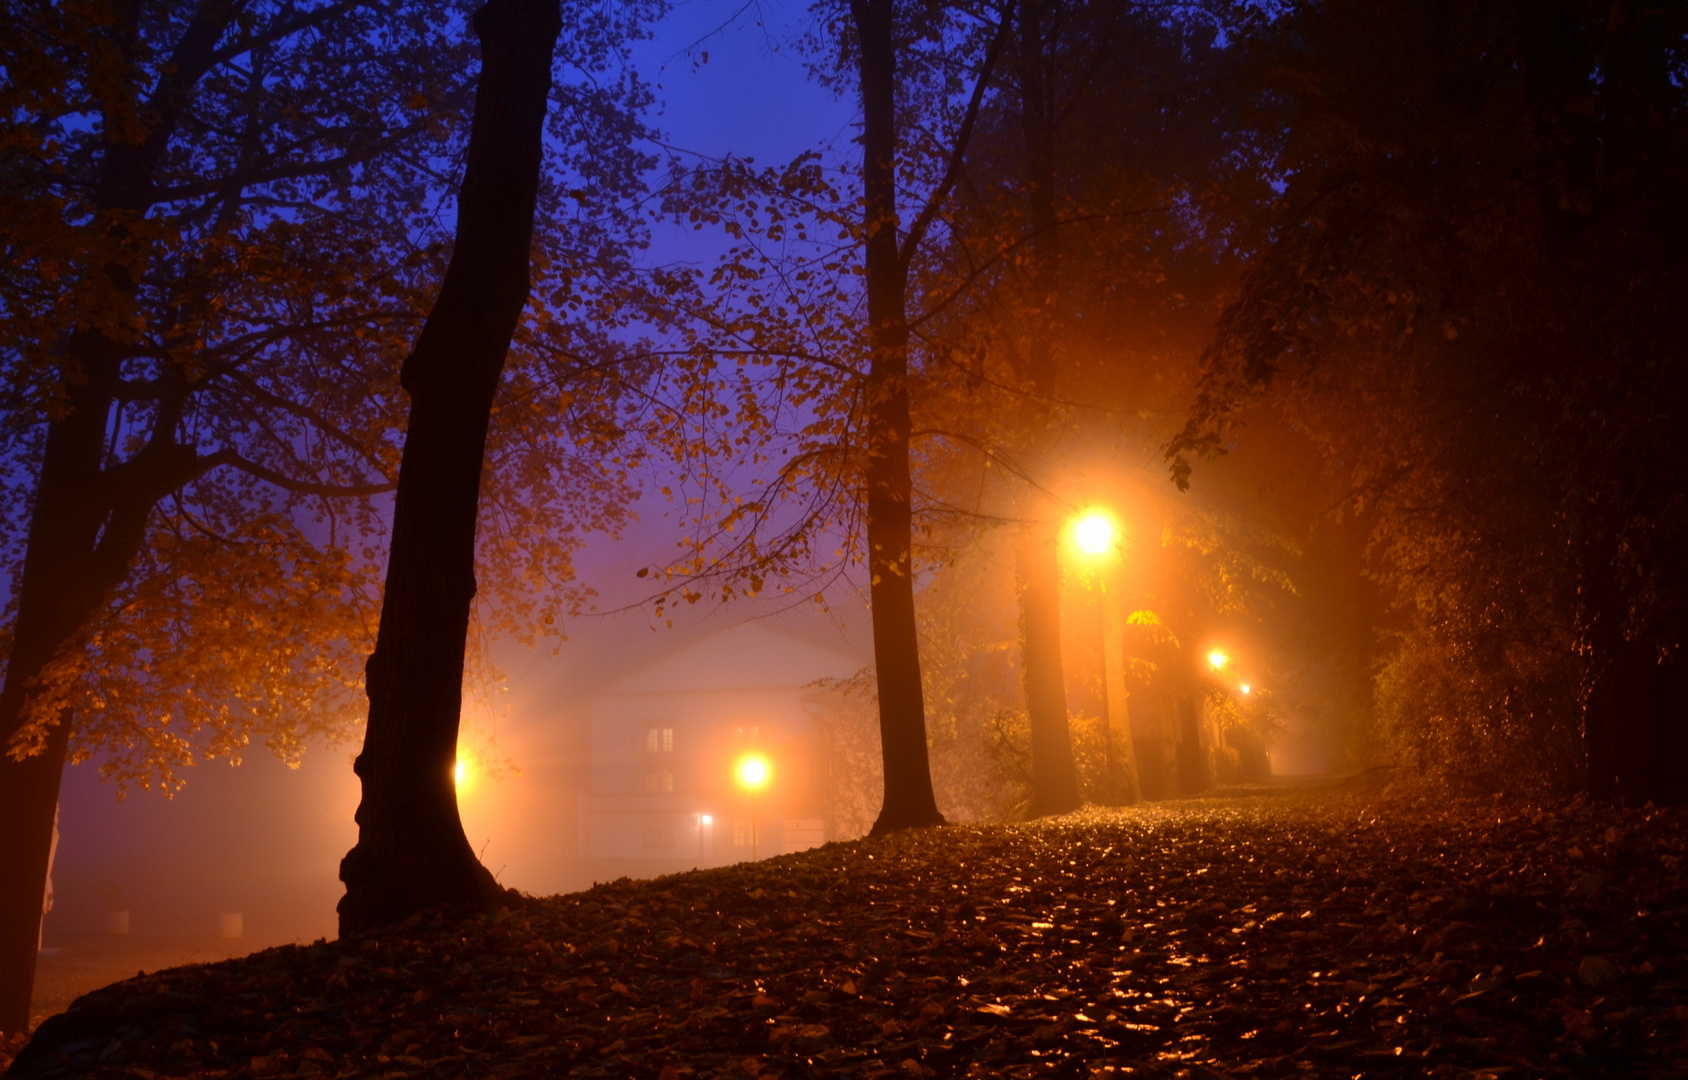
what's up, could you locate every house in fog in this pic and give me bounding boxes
[576,620,864,875]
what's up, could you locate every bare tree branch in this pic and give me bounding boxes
[899,5,1014,271]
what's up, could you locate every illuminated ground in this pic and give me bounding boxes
[6,784,1685,1078]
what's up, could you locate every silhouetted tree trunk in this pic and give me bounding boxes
[854,0,946,834]
[0,359,129,1035]
[1018,533,1082,815]
[1011,0,1083,816]
[0,10,240,1019]
[337,0,561,933]
[1098,569,1143,802]
[0,372,208,1037]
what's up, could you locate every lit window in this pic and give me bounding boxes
[645,770,674,794]
[646,727,674,753]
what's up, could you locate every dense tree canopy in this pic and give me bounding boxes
[1172,0,1688,797]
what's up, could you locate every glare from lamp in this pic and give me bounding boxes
[700,814,713,826]
[1073,511,1116,556]
[1240,684,1252,695]
[735,753,772,792]
[1207,649,1230,670]
[453,758,467,787]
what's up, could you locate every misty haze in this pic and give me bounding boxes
[2,0,1685,1077]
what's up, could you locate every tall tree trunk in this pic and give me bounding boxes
[0,188,212,1036]
[853,0,945,834]
[0,348,205,1032]
[1017,532,1081,815]
[0,339,115,1034]
[336,0,561,933]
[1098,569,1143,803]
[1011,0,1084,815]
[0,370,118,1035]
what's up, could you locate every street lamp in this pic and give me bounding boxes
[1067,507,1141,803]
[1071,508,1118,557]
[734,753,772,860]
[1207,649,1230,671]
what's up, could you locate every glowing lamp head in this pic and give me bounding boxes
[1207,649,1230,671]
[1073,511,1116,556]
[734,753,772,792]
[1240,684,1252,695]
[699,814,713,826]
[453,758,467,786]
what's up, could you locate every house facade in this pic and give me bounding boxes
[578,621,864,872]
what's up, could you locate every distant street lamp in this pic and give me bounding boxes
[1207,649,1230,671]
[1067,508,1141,803]
[734,753,772,860]
[697,813,713,859]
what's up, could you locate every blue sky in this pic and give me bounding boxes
[631,0,855,166]
[555,1,869,638]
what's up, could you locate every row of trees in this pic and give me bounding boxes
[637,0,1688,822]
[1172,0,1688,797]
[644,0,1277,825]
[4,0,1684,1035]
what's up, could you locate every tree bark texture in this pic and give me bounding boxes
[1009,0,1087,815]
[852,0,946,834]
[336,0,561,933]
[1016,531,1081,816]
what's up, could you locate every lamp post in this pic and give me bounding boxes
[734,753,771,860]
[1069,509,1142,804]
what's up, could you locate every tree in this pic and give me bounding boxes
[634,0,1268,821]
[1006,0,1083,817]
[621,2,1015,832]
[906,0,1263,806]
[851,0,1014,832]
[1169,0,1688,800]
[337,0,563,933]
[0,0,655,1032]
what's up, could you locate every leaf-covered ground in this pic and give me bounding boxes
[6,784,1687,1079]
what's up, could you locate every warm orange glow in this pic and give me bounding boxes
[454,758,468,787]
[1072,510,1117,556]
[1207,649,1230,670]
[734,753,772,792]
[1240,684,1252,695]
[699,814,713,826]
